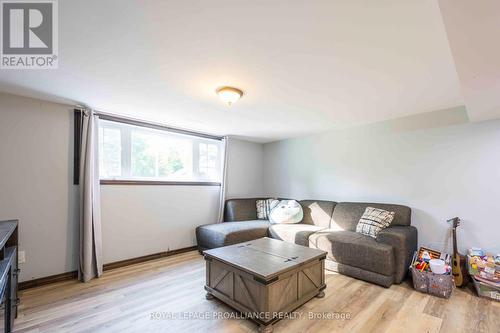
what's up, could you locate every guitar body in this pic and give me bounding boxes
[452,253,468,287]
[448,217,469,288]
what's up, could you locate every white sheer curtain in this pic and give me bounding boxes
[79,109,103,282]
[217,136,229,222]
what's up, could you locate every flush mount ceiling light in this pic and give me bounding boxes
[216,86,243,106]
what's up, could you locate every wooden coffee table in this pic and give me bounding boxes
[203,237,327,332]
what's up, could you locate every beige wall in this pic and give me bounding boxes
[100,185,220,264]
[0,93,79,282]
[225,138,265,199]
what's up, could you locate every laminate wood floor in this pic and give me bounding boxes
[14,251,500,333]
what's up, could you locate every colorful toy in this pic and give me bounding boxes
[467,248,500,292]
[412,247,451,275]
[470,263,478,275]
[421,251,432,262]
[469,247,485,257]
[416,262,426,271]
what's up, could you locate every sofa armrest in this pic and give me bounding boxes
[376,226,418,283]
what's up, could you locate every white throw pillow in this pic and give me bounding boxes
[269,200,304,224]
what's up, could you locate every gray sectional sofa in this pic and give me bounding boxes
[196,198,417,287]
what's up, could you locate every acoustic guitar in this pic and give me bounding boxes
[447,217,469,287]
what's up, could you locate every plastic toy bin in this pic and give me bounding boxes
[472,279,500,301]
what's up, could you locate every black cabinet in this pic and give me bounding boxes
[0,221,19,333]
[0,277,7,333]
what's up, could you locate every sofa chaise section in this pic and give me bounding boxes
[196,198,269,251]
[196,220,269,251]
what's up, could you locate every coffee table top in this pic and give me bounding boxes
[203,237,327,280]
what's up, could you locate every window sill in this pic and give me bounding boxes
[100,179,221,186]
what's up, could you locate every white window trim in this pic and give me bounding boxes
[98,117,224,186]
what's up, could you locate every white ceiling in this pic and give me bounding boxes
[0,1,468,142]
[438,0,500,123]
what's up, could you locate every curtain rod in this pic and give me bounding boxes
[75,107,224,141]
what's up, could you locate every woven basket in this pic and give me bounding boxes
[410,266,454,299]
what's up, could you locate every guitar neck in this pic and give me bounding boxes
[452,227,458,256]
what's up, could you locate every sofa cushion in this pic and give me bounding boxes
[299,200,337,228]
[309,230,395,277]
[324,260,394,288]
[196,220,269,249]
[224,198,267,222]
[268,223,325,246]
[331,202,411,231]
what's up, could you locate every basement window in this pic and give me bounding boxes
[97,119,223,185]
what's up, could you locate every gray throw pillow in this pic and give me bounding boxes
[256,198,279,220]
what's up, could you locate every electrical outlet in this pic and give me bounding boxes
[18,251,26,264]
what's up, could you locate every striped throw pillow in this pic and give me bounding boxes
[356,207,395,238]
[256,199,279,220]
